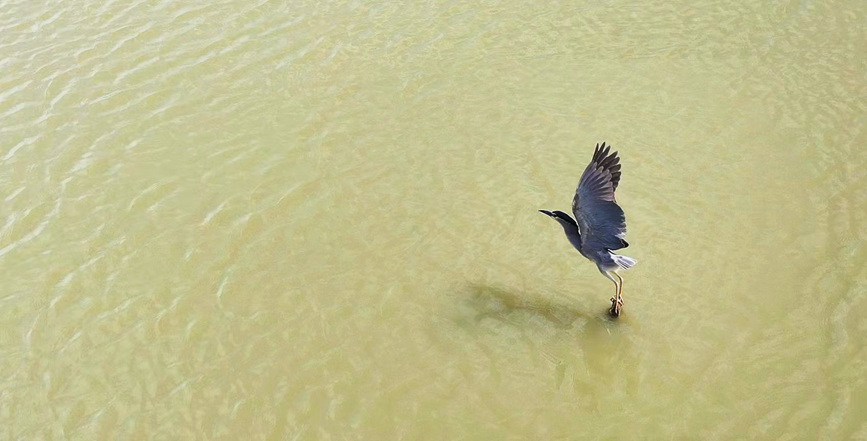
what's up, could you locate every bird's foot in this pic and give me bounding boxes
[609,296,624,317]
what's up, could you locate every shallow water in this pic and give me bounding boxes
[2,0,866,439]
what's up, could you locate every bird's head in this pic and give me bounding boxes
[539,210,578,228]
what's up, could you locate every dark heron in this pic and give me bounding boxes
[540,142,636,317]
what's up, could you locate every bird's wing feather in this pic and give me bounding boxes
[571,143,628,251]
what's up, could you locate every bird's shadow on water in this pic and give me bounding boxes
[457,284,642,399]
[457,284,623,332]
[455,284,642,403]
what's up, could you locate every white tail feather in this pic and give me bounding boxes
[611,253,637,269]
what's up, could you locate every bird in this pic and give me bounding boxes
[539,142,636,317]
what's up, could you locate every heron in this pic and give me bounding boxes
[539,142,636,317]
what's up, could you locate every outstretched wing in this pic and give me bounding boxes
[571,142,628,251]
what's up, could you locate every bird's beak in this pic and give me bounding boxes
[539,210,554,217]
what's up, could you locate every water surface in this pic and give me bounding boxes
[2,0,866,439]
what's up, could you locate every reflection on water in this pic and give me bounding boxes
[462,284,603,329]
[1,0,866,438]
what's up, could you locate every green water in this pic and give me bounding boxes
[2,1,866,439]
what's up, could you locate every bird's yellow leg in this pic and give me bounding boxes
[614,272,625,306]
[604,271,620,305]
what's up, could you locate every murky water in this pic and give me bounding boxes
[2,0,866,439]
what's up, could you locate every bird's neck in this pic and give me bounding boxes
[562,224,582,251]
